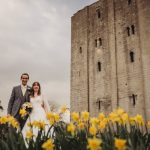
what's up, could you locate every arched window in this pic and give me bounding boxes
[97,9,101,19]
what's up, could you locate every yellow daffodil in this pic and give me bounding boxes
[71,112,80,122]
[10,119,19,128]
[89,125,97,136]
[0,116,8,124]
[121,113,129,125]
[47,112,54,120]
[81,111,89,122]
[60,105,68,113]
[47,112,60,125]
[19,108,27,117]
[116,108,125,116]
[90,117,99,126]
[134,114,144,126]
[78,122,85,130]
[53,114,60,122]
[26,130,33,139]
[42,139,54,150]
[27,122,33,127]
[32,120,46,129]
[115,138,126,150]
[67,123,76,135]
[129,117,136,126]
[98,113,105,121]
[87,138,102,150]
[98,121,106,131]
[147,121,150,128]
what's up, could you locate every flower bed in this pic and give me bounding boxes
[0,107,150,150]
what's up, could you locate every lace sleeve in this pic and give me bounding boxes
[41,94,50,112]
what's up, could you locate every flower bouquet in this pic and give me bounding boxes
[19,102,32,119]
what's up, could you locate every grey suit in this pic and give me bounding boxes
[7,85,31,129]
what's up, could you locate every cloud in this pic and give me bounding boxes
[0,0,97,114]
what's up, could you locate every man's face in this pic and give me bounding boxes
[21,75,29,86]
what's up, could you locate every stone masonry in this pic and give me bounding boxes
[71,0,150,120]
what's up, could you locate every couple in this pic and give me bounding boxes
[7,73,50,135]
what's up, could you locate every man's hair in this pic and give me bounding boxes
[21,73,29,79]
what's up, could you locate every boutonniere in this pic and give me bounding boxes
[27,87,32,92]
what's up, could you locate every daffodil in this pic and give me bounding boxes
[78,122,85,130]
[98,121,106,131]
[115,138,126,150]
[19,108,27,117]
[90,117,99,126]
[53,113,60,122]
[46,112,60,125]
[26,130,33,139]
[71,112,80,122]
[89,125,97,136]
[134,114,144,126]
[67,123,76,135]
[60,105,68,113]
[129,117,136,126]
[116,108,125,116]
[81,111,89,122]
[147,121,150,128]
[121,113,129,125]
[98,113,105,121]
[0,116,8,124]
[42,139,54,150]
[87,138,102,150]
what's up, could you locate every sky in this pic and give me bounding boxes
[0,0,97,114]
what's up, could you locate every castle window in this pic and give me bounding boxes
[130,94,137,106]
[128,0,132,5]
[131,25,135,34]
[96,9,101,19]
[95,39,97,47]
[130,51,134,62]
[96,99,101,110]
[98,62,101,72]
[79,47,82,53]
[127,27,130,36]
[99,38,102,46]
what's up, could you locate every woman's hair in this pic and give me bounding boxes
[30,82,41,97]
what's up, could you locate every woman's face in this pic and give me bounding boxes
[33,83,40,92]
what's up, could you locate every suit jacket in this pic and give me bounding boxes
[7,85,31,117]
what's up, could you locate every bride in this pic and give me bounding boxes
[22,81,50,139]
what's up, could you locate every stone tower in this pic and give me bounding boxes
[71,0,150,120]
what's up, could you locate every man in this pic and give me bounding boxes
[7,73,31,130]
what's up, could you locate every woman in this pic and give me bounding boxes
[22,82,50,139]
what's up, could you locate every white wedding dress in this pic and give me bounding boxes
[22,95,50,139]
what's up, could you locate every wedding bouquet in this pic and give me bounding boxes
[19,102,32,118]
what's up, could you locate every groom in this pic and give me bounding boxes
[7,73,31,130]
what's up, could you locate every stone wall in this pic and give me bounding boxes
[71,0,150,120]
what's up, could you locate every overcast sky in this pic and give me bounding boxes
[0,0,97,113]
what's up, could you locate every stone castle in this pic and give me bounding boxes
[71,0,150,120]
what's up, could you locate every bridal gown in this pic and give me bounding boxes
[22,95,50,139]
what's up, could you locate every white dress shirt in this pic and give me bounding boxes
[21,85,27,96]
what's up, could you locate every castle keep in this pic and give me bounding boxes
[71,0,150,120]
